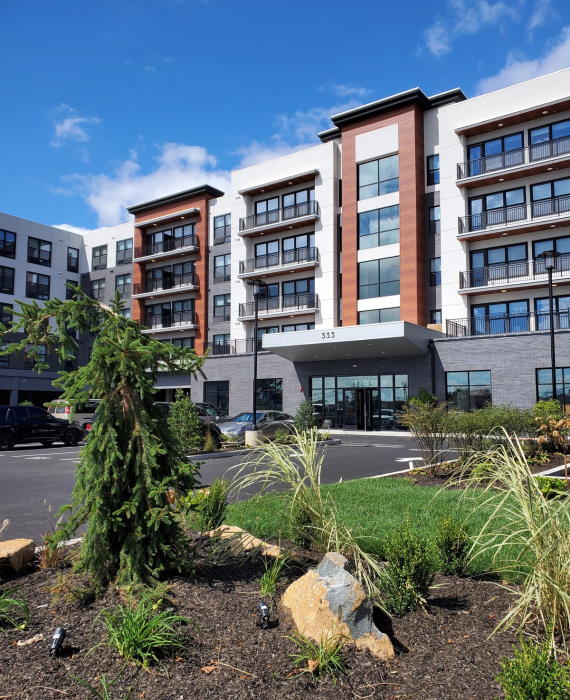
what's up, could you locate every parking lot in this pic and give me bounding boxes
[0,432,419,541]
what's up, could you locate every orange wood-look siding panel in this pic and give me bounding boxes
[341,104,426,326]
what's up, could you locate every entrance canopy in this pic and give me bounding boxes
[262,321,443,362]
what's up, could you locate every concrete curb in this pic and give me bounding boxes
[190,438,341,461]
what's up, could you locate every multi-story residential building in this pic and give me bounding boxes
[1,68,569,428]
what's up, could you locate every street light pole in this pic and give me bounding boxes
[538,250,559,401]
[248,279,266,438]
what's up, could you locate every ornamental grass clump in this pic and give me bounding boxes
[0,589,29,629]
[286,632,348,682]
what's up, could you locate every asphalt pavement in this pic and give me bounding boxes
[0,432,419,541]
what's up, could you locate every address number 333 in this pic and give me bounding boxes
[321,331,335,339]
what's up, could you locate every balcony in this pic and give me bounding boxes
[141,310,197,333]
[457,136,570,187]
[238,201,320,237]
[238,247,319,278]
[238,293,318,320]
[133,234,198,262]
[447,311,570,338]
[132,272,198,299]
[207,338,263,356]
[459,253,570,293]
[458,194,570,241]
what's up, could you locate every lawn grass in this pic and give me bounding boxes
[226,477,518,577]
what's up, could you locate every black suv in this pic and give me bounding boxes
[0,406,84,450]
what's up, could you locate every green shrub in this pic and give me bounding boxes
[0,589,29,629]
[378,525,438,615]
[435,517,470,575]
[167,389,203,455]
[273,428,294,444]
[202,429,218,454]
[533,399,564,423]
[496,639,570,700]
[471,460,495,481]
[400,400,450,474]
[196,478,229,531]
[294,399,317,432]
[286,632,347,681]
[535,476,568,500]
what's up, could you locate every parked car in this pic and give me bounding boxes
[194,403,226,422]
[0,405,85,450]
[46,399,100,424]
[218,410,294,442]
[153,402,222,446]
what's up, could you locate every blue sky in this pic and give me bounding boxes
[1,0,569,230]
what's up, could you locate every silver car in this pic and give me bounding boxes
[218,410,294,442]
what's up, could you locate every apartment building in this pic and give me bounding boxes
[1,69,569,428]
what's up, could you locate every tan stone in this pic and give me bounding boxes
[204,525,282,558]
[281,552,394,661]
[0,538,36,572]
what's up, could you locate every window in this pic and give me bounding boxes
[255,240,279,267]
[282,232,315,263]
[92,245,107,270]
[28,237,52,267]
[429,206,440,235]
[91,278,105,300]
[469,243,528,285]
[204,380,229,415]
[466,132,524,175]
[532,235,570,262]
[213,293,231,320]
[472,300,529,334]
[427,154,439,185]
[67,246,79,272]
[536,367,570,413]
[358,308,400,324]
[212,333,231,354]
[26,272,50,300]
[0,303,13,326]
[119,308,131,319]
[145,224,196,255]
[213,214,231,243]
[115,273,131,298]
[256,378,283,411]
[535,295,570,330]
[0,344,8,368]
[358,155,399,199]
[254,196,279,226]
[282,188,315,218]
[146,299,194,329]
[358,257,400,299]
[214,254,231,282]
[529,119,570,160]
[65,280,76,300]
[429,258,441,286]
[468,187,526,230]
[282,278,314,303]
[0,229,16,259]
[446,371,492,411]
[430,309,442,324]
[171,337,194,350]
[358,205,399,249]
[0,265,15,294]
[531,177,570,217]
[116,238,133,265]
[281,322,315,332]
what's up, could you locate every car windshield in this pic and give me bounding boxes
[232,412,263,423]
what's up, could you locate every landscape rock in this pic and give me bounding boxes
[204,525,282,558]
[0,538,36,572]
[281,552,394,661]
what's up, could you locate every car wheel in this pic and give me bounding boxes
[63,430,79,447]
[0,432,14,450]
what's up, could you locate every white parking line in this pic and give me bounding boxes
[342,443,404,448]
[60,459,80,462]
[6,449,81,458]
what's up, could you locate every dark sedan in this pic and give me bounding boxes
[0,405,84,450]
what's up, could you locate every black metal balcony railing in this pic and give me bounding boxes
[446,310,570,338]
[457,135,570,179]
[238,292,317,318]
[134,234,198,259]
[460,253,570,289]
[207,338,264,356]
[239,200,319,231]
[144,310,196,329]
[239,247,318,274]
[459,194,570,234]
[133,272,197,295]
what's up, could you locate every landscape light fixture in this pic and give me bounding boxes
[49,627,66,657]
[257,601,270,629]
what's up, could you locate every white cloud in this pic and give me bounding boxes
[52,223,99,235]
[63,142,230,226]
[477,25,570,93]
[320,84,371,98]
[425,21,451,57]
[51,104,101,148]
[529,0,554,35]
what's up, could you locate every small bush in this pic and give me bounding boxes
[0,590,29,629]
[51,573,102,608]
[294,399,317,432]
[287,632,347,681]
[259,555,288,597]
[167,389,203,455]
[196,478,229,531]
[496,639,570,700]
[202,429,218,454]
[400,400,449,474]
[378,524,438,616]
[273,428,294,445]
[535,476,568,500]
[435,517,470,575]
[471,460,495,482]
[533,399,564,423]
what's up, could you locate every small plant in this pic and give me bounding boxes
[74,674,131,700]
[100,592,191,667]
[50,573,101,608]
[400,400,450,475]
[0,590,29,629]
[435,516,470,575]
[196,478,229,531]
[294,399,317,432]
[167,388,203,455]
[202,429,218,454]
[378,524,438,616]
[287,632,347,681]
[470,460,495,482]
[496,639,570,700]
[535,476,568,500]
[259,555,288,597]
[273,428,294,444]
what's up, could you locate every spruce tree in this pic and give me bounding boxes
[294,399,317,432]
[0,291,204,587]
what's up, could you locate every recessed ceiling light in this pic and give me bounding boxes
[547,167,553,171]
[288,181,293,185]
[542,110,549,115]
[550,224,556,228]
[501,289,507,293]
[499,178,505,182]
[502,232,508,236]
[498,122,504,127]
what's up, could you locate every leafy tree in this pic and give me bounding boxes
[167,388,203,455]
[0,290,204,587]
[294,399,316,432]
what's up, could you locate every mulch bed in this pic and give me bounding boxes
[0,554,518,700]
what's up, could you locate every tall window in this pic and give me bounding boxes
[531,177,570,217]
[536,367,570,412]
[282,232,315,263]
[115,273,131,298]
[65,280,77,300]
[358,205,399,249]
[67,246,79,272]
[255,240,279,266]
[212,333,231,354]
[446,371,492,411]
[429,206,440,235]
[466,132,523,175]
[213,293,231,320]
[26,272,50,300]
[91,278,105,300]
[282,278,314,301]
[358,257,400,299]
[213,214,231,243]
[430,309,442,324]
[0,303,13,326]
[0,265,15,294]
[532,235,570,262]
[430,258,441,286]
[256,378,283,411]
[204,380,229,415]
[0,229,16,259]
[116,238,133,265]
[282,188,315,218]
[28,237,52,266]
[358,308,400,324]
[214,254,231,282]
[472,300,529,335]
[535,295,570,330]
[254,196,279,226]
[529,118,570,160]
[427,154,440,185]
[358,155,399,199]
[92,245,107,270]
[171,337,194,350]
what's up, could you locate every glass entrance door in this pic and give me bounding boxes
[342,388,376,430]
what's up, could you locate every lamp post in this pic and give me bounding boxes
[246,279,267,443]
[537,250,559,401]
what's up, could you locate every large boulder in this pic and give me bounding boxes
[0,539,36,573]
[282,552,394,661]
